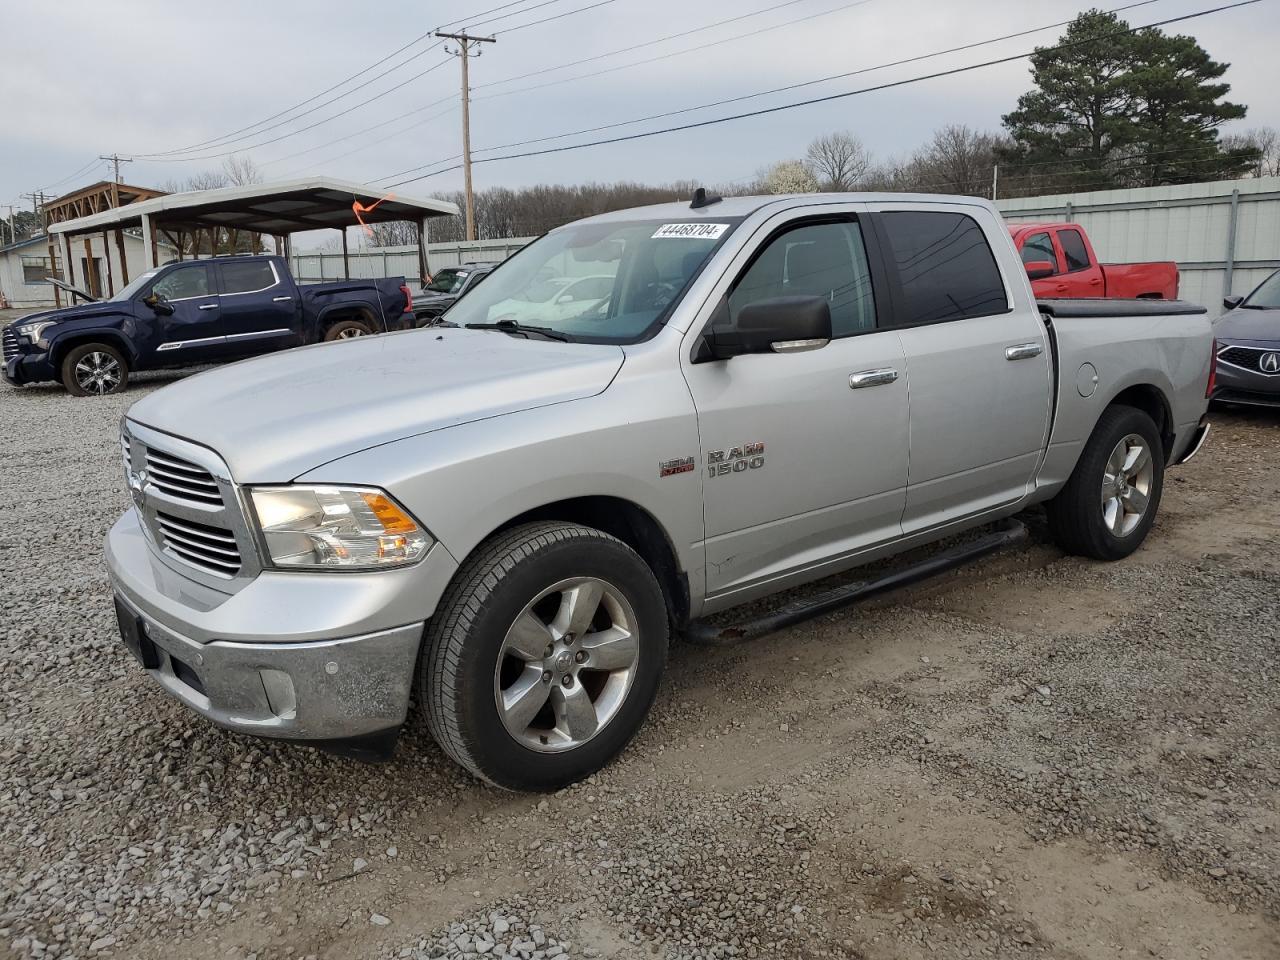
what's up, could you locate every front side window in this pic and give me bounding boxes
[726,219,877,337]
[1057,229,1091,273]
[150,264,210,301]
[879,211,1008,325]
[1020,232,1058,272]
[220,260,276,294]
[445,218,741,342]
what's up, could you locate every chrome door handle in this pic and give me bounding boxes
[849,367,899,389]
[198,304,219,311]
[272,296,293,302]
[1005,342,1043,361]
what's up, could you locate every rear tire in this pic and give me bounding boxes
[60,342,129,397]
[1047,405,1164,561]
[323,319,374,341]
[421,522,668,791]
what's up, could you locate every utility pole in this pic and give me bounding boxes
[20,190,48,216]
[3,205,14,246]
[99,154,131,184]
[436,30,496,242]
[991,164,999,201]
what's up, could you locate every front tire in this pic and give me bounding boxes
[61,342,129,397]
[1047,405,1164,561]
[421,522,668,791]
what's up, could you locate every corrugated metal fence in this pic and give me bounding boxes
[290,177,1280,309]
[997,176,1280,307]
[290,238,533,282]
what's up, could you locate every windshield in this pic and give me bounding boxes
[109,269,159,302]
[424,267,468,294]
[445,217,741,342]
[1242,270,1280,309]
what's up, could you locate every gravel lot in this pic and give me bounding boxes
[1,367,1277,960]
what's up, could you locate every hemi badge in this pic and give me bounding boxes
[659,457,695,478]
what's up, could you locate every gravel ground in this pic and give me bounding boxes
[1,373,1277,960]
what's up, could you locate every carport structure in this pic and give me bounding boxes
[47,177,459,293]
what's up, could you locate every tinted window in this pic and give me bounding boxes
[1058,229,1090,272]
[220,260,277,294]
[880,212,1007,324]
[728,220,877,337]
[151,265,210,301]
[1020,232,1057,272]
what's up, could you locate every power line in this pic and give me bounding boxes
[260,98,455,169]
[384,0,1260,188]
[274,106,459,180]
[471,0,822,91]
[377,0,1164,183]
[473,0,876,102]
[494,0,621,33]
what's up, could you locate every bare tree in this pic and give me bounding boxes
[223,154,263,186]
[805,132,871,190]
[1221,127,1279,177]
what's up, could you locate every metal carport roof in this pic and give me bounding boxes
[47,176,458,238]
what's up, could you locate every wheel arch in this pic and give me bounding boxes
[1103,383,1175,462]
[318,304,380,336]
[50,330,135,370]
[476,496,690,629]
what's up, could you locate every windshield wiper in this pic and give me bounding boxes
[465,319,573,342]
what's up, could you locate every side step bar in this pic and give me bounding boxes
[683,519,1029,647]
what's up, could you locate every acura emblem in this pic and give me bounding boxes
[1261,352,1280,374]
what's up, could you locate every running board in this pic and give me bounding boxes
[683,519,1029,647]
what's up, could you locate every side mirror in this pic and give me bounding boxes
[1024,260,1055,281]
[701,296,832,360]
[556,293,574,304]
[1223,295,1244,310]
[144,293,174,316]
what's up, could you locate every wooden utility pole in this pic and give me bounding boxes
[435,30,495,242]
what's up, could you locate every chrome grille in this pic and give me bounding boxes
[2,326,17,362]
[155,512,242,578]
[120,435,132,472]
[142,448,224,506]
[1219,344,1280,376]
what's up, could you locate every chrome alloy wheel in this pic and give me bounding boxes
[1101,433,1154,537]
[494,577,639,754]
[336,326,367,339]
[75,352,122,394]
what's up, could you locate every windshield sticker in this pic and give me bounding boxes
[652,223,730,240]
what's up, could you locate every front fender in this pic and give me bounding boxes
[46,311,145,367]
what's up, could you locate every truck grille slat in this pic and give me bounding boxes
[155,512,242,576]
[2,327,17,362]
[141,449,225,506]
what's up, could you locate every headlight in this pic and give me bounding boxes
[15,320,56,345]
[249,486,432,570]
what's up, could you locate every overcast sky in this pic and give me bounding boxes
[2,0,1276,214]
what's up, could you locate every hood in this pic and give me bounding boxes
[126,328,624,482]
[14,301,121,328]
[1215,307,1280,343]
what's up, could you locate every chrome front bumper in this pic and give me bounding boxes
[106,507,460,754]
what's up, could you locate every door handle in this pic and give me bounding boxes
[849,367,899,389]
[1005,342,1043,361]
[198,304,219,311]
[272,296,293,302]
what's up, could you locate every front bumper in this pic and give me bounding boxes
[106,507,460,756]
[3,348,55,386]
[1213,343,1280,408]
[114,591,422,756]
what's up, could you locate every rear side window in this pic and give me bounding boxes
[1058,229,1091,273]
[728,220,878,337]
[1020,232,1058,273]
[879,211,1008,324]
[220,260,277,294]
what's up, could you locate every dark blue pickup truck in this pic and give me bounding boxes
[3,254,415,397]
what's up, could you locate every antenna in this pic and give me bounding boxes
[690,187,722,210]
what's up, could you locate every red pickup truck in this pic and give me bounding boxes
[1008,222,1179,300]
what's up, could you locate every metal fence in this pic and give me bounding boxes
[290,238,533,282]
[289,177,1280,308]
[997,176,1280,308]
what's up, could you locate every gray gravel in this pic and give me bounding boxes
[1,375,1277,960]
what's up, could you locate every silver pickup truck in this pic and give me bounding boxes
[106,193,1213,790]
